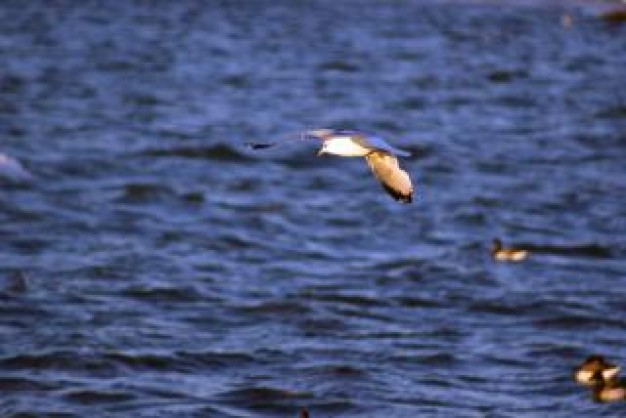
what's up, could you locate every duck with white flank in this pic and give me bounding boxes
[305,129,414,203]
[590,371,626,403]
[491,238,528,262]
[574,355,621,386]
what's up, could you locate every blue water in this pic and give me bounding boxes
[1,1,625,417]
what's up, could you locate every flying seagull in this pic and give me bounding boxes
[307,129,413,203]
[247,129,414,202]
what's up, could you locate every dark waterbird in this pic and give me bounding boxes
[600,8,626,25]
[589,371,626,403]
[573,355,620,386]
[491,238,528,262]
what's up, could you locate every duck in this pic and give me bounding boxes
[574,355,621,386]
[601,8,626,25]
[491,238,528,262]
[590,371,626,403]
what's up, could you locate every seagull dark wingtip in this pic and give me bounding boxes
[246,142,275,150]
[381,184,413,203]
[399,193,412,203]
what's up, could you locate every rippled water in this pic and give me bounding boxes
[1,1,625,417]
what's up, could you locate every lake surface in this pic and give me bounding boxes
[1,1,625,416]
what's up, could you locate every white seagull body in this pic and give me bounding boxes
[306,129,414,203]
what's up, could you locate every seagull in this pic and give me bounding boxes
[246,128,414,202]
[304,129,414,203]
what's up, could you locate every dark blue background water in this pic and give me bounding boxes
[1,1,625,416]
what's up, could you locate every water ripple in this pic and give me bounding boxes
[1,1,625,417]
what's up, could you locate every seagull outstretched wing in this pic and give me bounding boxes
[365,151,413,203]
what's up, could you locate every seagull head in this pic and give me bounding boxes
[303,129,336,156]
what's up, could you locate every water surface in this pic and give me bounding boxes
[1,1,625,417]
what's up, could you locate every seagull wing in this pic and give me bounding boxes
[351,133,411,157]
[365,151,413,203]
[246,130,327,150]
